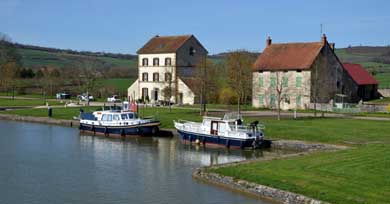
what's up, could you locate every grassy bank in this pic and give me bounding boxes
[211,144,390,204]
[0,98,62,107]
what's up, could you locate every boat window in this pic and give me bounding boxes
[128,113,134,119]
[121,114,128,120]
[113,115,120,121]
[102,114,108,121]
[219,122,227,132]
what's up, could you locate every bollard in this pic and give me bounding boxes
[48,106,52,118]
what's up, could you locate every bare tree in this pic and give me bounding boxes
[273,72,293,120]
[162,65,175,112]
[79,60,101,105]
[226,50,254,114]
[193,57,217,115]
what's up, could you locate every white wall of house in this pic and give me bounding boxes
[178,79,195,104]
[252,70,311,110]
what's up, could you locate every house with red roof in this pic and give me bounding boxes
[342,63,378,101]
[128,35,208,105]
[252,34,362,110]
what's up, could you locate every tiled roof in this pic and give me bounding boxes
[137,35,193,54]
[253,42,324,71]
[343,63,378,85]
[180,77,198,92]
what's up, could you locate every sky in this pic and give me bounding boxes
[1,0,389,54]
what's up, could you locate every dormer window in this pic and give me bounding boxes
[189,47,195,56]
[165,58,172,66]
[142,58,148,66]
[153,58,159,66]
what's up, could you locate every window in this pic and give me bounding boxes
[142,58,148,66]
[282,76,288,87]
[142,88,148,99]
[296,95,301,106]
[259,94,264,105]
[128,113,134,119]
[270,94,276,106]
[165,73,172,82]
[142,73,148,81]
[296,76,302,87]
[102,114,108,121]
[113,115,119,121]
[121,114,128,120]
[153,73,159,82]
[270,76,276,88]
[259,76,264,87]
[189,47,195,56]
[153,58,159,66]
[165,58,172,66]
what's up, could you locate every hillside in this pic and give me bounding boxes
[14,44,390,88]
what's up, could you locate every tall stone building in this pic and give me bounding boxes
[128,35,208,105]
[252,34,359,110]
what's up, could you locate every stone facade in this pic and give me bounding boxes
[128,35,207,105]
[252,35,358,110]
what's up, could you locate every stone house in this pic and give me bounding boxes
[342,63,378,101]
[128,35,208,105]
[252,34,358,110]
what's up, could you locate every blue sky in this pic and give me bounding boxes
[1,0,389,54]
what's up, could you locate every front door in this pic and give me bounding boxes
[154,88,159,101]
[210,121,218,135]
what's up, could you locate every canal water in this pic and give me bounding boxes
[0,120,285,204]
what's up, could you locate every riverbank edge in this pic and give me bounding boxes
[0,113,176,136]
[193,143,347,204]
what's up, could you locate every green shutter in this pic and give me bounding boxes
[270,94,276,105]
[270,76,276,88]
[282,76,288,87]
[259,94,264,105]
[296,95,301,106]
[259,76,264,87]
[296,76,302,87]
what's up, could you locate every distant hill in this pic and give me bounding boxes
[13,43,390,88]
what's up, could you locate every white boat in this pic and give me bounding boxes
[174,113,265,149]
[79,109,160,137]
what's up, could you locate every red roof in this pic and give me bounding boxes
[343,63,378,85]
[253,42,324,71]
[137,35,192,54]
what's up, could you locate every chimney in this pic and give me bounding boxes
[329,43,335,51]
[266,36,272,47]
[321,34,327,45]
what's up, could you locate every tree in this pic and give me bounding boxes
[193,57,217,115]
[0,33,22,98]
[226,50,254,114]
[162,65,175,112]
[270,71,293,120]
[78,60,101,105]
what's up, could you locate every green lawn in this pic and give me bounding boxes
[96,78,135,93]
[1,106,99,119]
[0,98,62,107]
[256,117,390,144]
[211,144,390,204]
[375,73,390,88]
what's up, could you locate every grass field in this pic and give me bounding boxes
[211,144,390,204]
[18,48,137,69]
[375,73,390,88]
[96,78,135,93]
[0,98,62,107]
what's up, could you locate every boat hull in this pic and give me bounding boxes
[177,129,262,149]
[79,122,160,136]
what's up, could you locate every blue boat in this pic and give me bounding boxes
[174,113,265,149]
[79,110,160,137]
